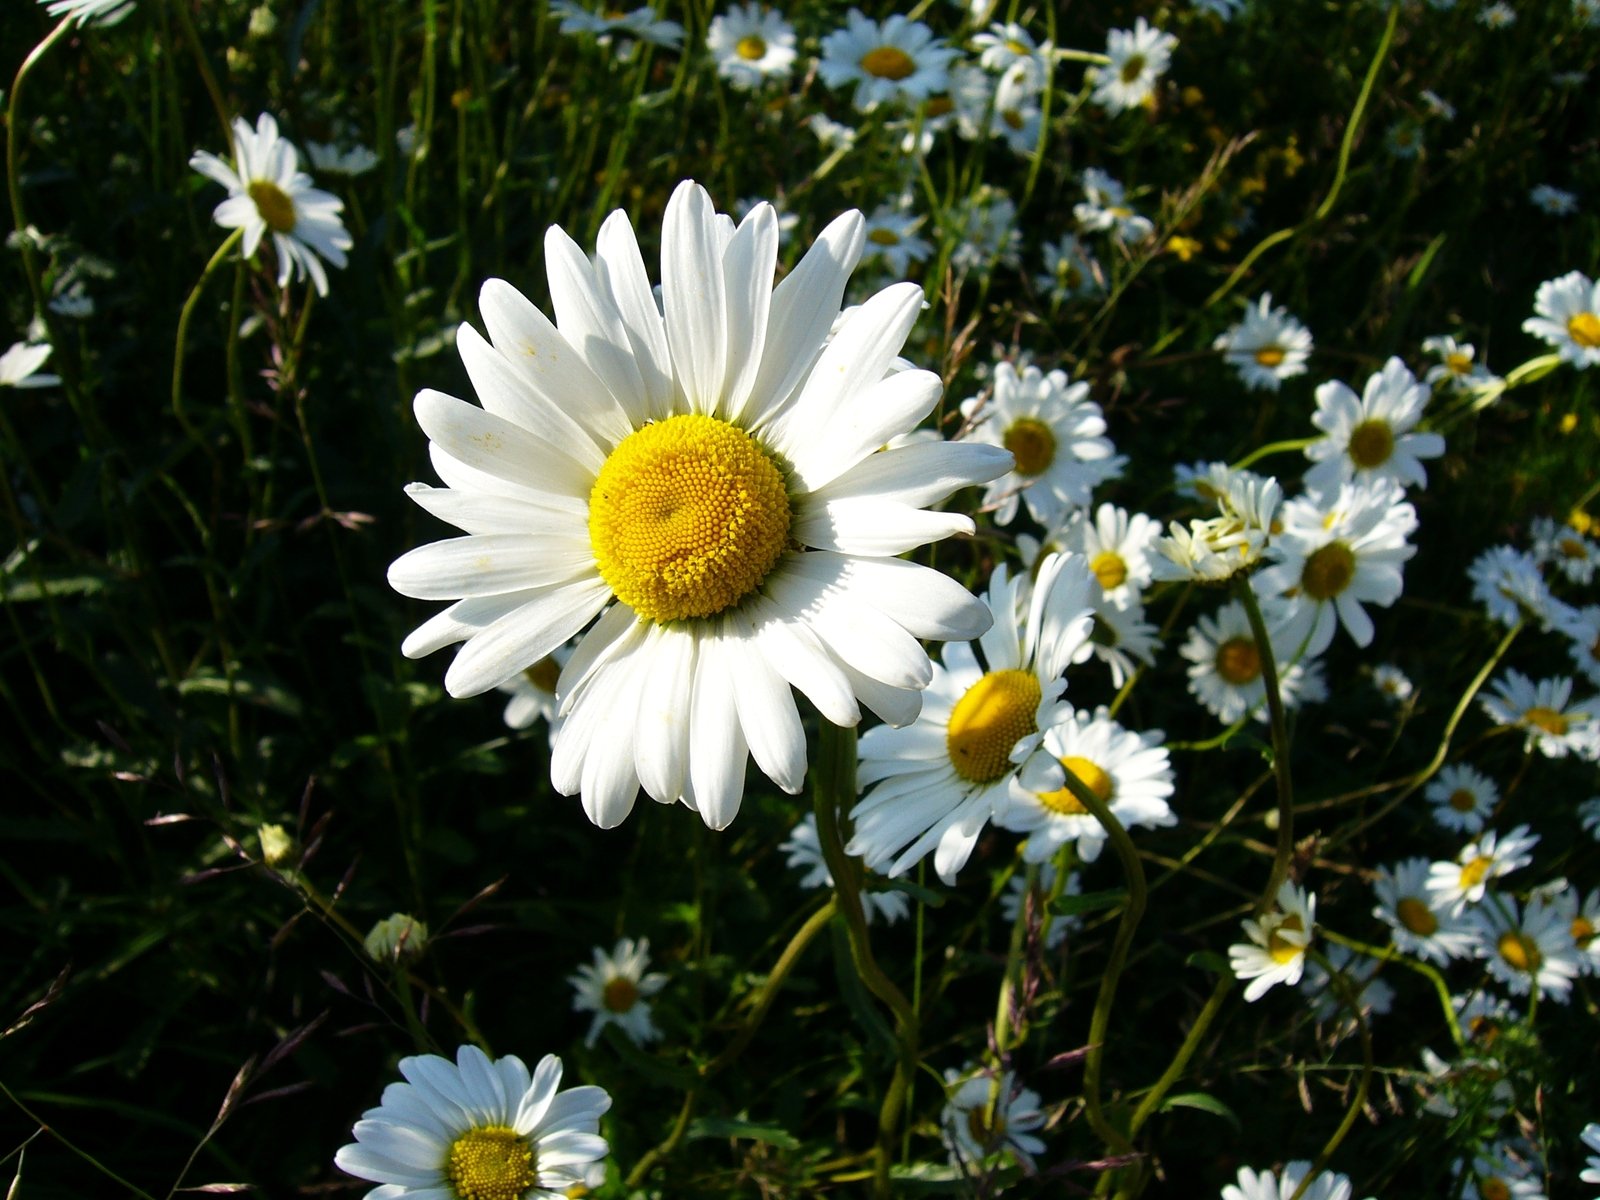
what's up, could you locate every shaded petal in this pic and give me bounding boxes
[442,578,612,696]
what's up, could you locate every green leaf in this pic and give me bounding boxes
[687,1117,799,1150]
[1159,1091,1242,1132]
[177,670,304,718]
[1048,887,1128,917]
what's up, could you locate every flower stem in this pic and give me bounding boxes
[1287,950,1373,1200]
[1234,578,1295,904]
[171,227,245,447]
[1319,928,1464,1048]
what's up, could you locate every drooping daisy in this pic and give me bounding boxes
[1229,881,1316,1003]
[1373,857,1481,964]
[1214,292,1314,392]
[39,0,134,26]
[939,1065,1048,1170]
[1454,990,1520,1046]
[1473,895,1580,1002]
[1000,861,1080,950]
[1424,762,1499,834]
[1000,706,1176,865]
[1480,670,1599,760]
[1074,167,1155,243]
[1180,600,1325,724]
[388,183,1009,831]
[495,642,575,738]
[1154,473,1284,587]
[1422,336,1499,393]
[1034,234,1103,304]
[860,204,932,277]
[1222,1162,1356,1200]
[1529,184,1579,216]
[970,21,1053,89]
[1523,270,1600,369]
[1090,18,1178,115]
[189,114,352,297]
[334,1045,611,1199]
[1304,357,1444,495]
[1530,515,1598,586]
[1372,663,1414,704]
[1426,824,1540,914]
[549,3,684,47]
[1554,604,1600,686]
[569,937,668,1047]
[1302,943,1395,1025]
[849,554,1096,882]
[0,341,60,389]
[706,3,797,89]
[817,11,959,113]
[1467,545,1560,629]
[779,813,909,925]
[958,362,1125,528]
[1420,89,1456,119]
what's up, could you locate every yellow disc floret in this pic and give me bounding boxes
[1253,346,1286,368]
[1395,897,1438,936]
[1496,931,1542,974]
[589,414,792,623]
[602,977,640,1013]
[945,669,1042,784]
[1300,541,1356,600]
[1567,311,1600,349]
[1523,705,1569,737]
[1090,550,1128,591]
[1266,913,1306,965]
[248,181,298,234]
[735,35,767,61]
[1002,417,1056,477]
[445,1126,537,1200]
[1037,756,1114,816]
[860,45,916,80]
[1214,636,1261,685]
[1347,419,1395,469]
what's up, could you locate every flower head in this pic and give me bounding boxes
[1373,858,1481,964]
[1304,357,1444,495]
[1090,18,1177,114]
[939,1065,1048,1170]
[1229,881,1316,1002]
[569,937,668,1047]
[818,11,958,112]
[780,814,908,925]
[1426,824,1539,914]
[1523,270,1600,368]
[1215,293,1313,391]
[1424,762,1499,834]
[706,3,797,89]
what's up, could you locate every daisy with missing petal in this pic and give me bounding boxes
[1422,335,1499,393]
[1472,895,1580,1002]
[1523,271,1600,368]
[1222,1162,1356,1200]
[940,1065,1047,1170]
[1424,762,1499,834]
[0,342,60,389]
[849,555,1096,882]
[1530,515,1598,586]
[1468,545,1558,629]
[1000,706,1175,865]
[1074,168,1155,243]
[818,11,959,113]
[1426,824,1539,914]
[1090,18,1178,115]
[706,3,797,90]
[1180,600,1324,724]
[1373,858,1481,964]
[1229,881,1316,1003]
[569,937,668,1047]
[1480,670,1599,759]
[1304,357,1444,495]
[780,813,909,925]
[334,1045,610,1199]
[958,362,1125,528]
[388,183,1009,831]
[1214,293,1313,392]
[189,114,351,297]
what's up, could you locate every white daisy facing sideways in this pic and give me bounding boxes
[939,1065,1048,1169]
[189,113,352,297]
[1303,356,1444,495]
[334,1044,611,1199]
[388,182,1011,832]
[569,936,668,1047]
[1480,670,1599,760]
[1229,880,1317,1003]
[1523,270,1600,368]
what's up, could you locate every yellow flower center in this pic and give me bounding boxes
[1300,542,1356,601]
[1395,897,1438,936]
[1347,418,1395,469]
[1447,788,1478,813]
[860,45,916,80]
[1266,913,1306,964]
[1004,38,1029,55]
[602,976,640,1013]
[1457,855,1492,891]
[523,655,561,695]
[1119,53,1147,84]
[867,227,901,246]
[945,669,1042,784]
[965,1104,1008,1146]
[247,180,298,234]
[1214,636,1261,685]
[1496,930,1542,974]
[923,95,955,119]
[1446,351,1473,375]
[735,34,767,60]
[1037,755,1113,815]
[1523,705,1568,736]
[1002,417,1056,477]
[588,414,792,623]
[1558,536,1589,559]
[1001,108,1026,131]
[1480,1178,1511,1200]
[1253,345,1286,368]
[1567,311,1600,348]
[1090,550,1128,591]
[1572,916,1595,950]
[444,1126,537,1200]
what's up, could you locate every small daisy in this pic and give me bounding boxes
[549,3,683,47]
[1454,991,1520,1045]
[1480,670,1599,759]
[1090,18,1178,115]
[1222,1162,1356,1200]
[1085,591,1160,688]
[334,1045,610,1199]
[1529,184,1579,216]
[305,141,379,177]
[495,642,575,738]
[1460,1145,1547,1200]
[0,342,60,389]
[1467,545,1558,629]
[1373,857,1481,964]
[189,113,352,297]
[1074,167,1155,243]
[1180,601,1324,724]
[1172,460,1235,504]
[817,11,959,113]
[1473,895,1580,1002]
[1000,861,1080,950]
[1065,503,1161,603]
[1302,943,1395,1025]
[949,186,1022,273]
[970,22,1053,89]
[1421,335,1499,393]
[1554,604,1600,686]
[569,937,668,1047]
[1530,516,1598,586]
[779,813,909,925]
[1372,663,1414,704]
[1035,234,1103,304]
[1523,271,1600,369]
[959,361,1126,528]
[952,66,1043,157]
[1577,0,1600,26]
[1000,706,1176,865]
[860,204,932,277]
[1304,357,1445,495]
[1479,1,1517,26]
[809,113,858,151]
[1154,472,1286,587]
[1424,762,1499,833]
[1581,1122,1600,1184]
[939,1065,1048,1169]
[1420,89,1457,120]
[1229,881,1316,1003]
[1550,885,1600,975]
[1194,0,1244,17]
[1426,824,1539,914]
[39,0,133,26]
[1385,121,1423,159]
[1214,292,1314,392]
[706,3,797,90]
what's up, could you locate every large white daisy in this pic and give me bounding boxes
[388,182,1009,831]
[1303,356,1445,495]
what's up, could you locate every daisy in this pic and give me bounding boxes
[939,1065,1048,1169]
[958,362,1125,528]
[1000,706,1175,865]
[1085,591,1160,687]
[0,342,60,389]
[1000,861,1080,950]
[860,204,932,277]
[848,554,1096,882]
[1420,89,1457,120]
[1480,671,1599,759]
[1554,604,1600,685]
[1090,18,1178,115]
[970,22,1053,89]
[1214,293,1314,391]
[1074,168,1155,243]
[817,11,959,113]
[1424,762,1499,834]
[952,66,1043,156]
[1222,1162,1356,1200]
[388,183,1008,831]
[1304,357,1445,495]
[1479,2,1516,26]
[1372,663,1414,704]
[706,4,797,90]
[1523,271,1600,368]
[1426,824,1539,914]
[1172,460,1234,504]
[549,3,683,47]
[569,937,668,1047]
[1474,895,1580,1001]
[1180,601,1324,724]
[1460,1145,1546,1200]
[1255,480,1418,659]
[496,642,574,737]
[1229,881,1316,1003]
[1373,857,1481,964]
[1385,121,1423,159]
[1152,472,1285,587]
[1454,991,1520,1045]
[1065,503,1160,603]
[1578,0,1600,26]
[1035,234,1103,304]
[1581,1123,1600,1184]
[305,141,380,177]
[189,113,352,297]
[39,0,133,25]
[949,186,1021,272]
[1467,545,1558,628]
[1549,885,1600,975]
[1529,184,1579,216]
[334,1045,610,1199]
[1530,516,1598,586]
[779,813,909,925]
[1302,943,1395,1025]
[1422,335,1498,393]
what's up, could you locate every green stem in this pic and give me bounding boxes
[1319,929,1463,1049]
[1235,579,1295,904]
[1287,951,1373,1200]
[171,227,245,446]
[169,0,233,148]
[1228,437,1318,474]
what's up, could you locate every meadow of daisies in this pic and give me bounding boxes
[4,0,1600,1197]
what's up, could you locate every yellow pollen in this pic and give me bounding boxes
[1567,311,1600,348]
[860,45,916,80]
[1300,542,1356,600]
[1523,705,1568,736]
[1090,550,1128,591]
[588,414,791,623]
[247,181,298,234]
[1266,913,1306,965]
[1480,1178,1511,1200]
[523,656,561,695]
[1253,345,1286,368]
[444,1126,536,1200]
[735,34,767,60]
[1347,419,1395,469]
[1458,855,1492,891]
[1214,636,1261,685]
[1558,537,1589,559]
[1496,931,1542,974]
[1002,417,1056,477]
[867,227,901,246]
[1119,53,1147,84]
[1446,351,1473,374]
[1037,756,1113,816]
[1447,788,1478,813]
[945,669,1042,784]
[602,976,639,1013]
[1395,897,1438,936]
[1572,916,1595,950]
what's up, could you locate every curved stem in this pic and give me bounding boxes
[1319,928,1463,1049]
[1228,436,1318,474]
[623,1090,696,1190]
[1235,579,1295,904]
[1287,951,1373,1200]
[171,227,245,445]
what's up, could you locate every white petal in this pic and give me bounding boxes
[718,203,778,422]
[787,368,943,492]
[594,209,674,420]
[746,594,860,726]
[442,578,612,696]
[455,322,607,471]
[543,226,653,427]
[632,626,695,804]
[783,554,988,642]
[688,637,750,829]
[794,498,976,556]
[403,481,586,533]
[723,615,806,793]
[661,181,727,414]
[400,590,547,659]
[811,440,1013,509]
[838,658,923,728]
[413,389,593,501]
[766,568,931,689]
[387,534,595,599]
